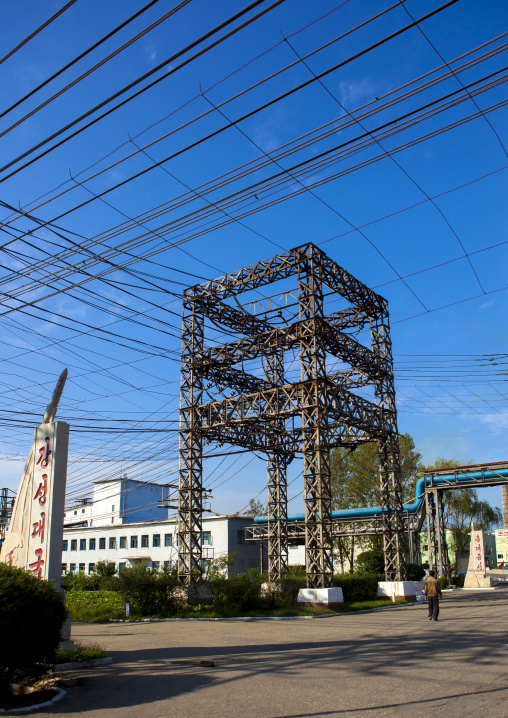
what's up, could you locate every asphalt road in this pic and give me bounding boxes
[30,589,508,718]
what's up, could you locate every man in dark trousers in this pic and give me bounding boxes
[424,570,442,621]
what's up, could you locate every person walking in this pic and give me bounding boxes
[424,570,442,621]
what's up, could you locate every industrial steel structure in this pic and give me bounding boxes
[177,243,406,587]
[0,488,15,550]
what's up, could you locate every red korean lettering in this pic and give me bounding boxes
[28,548,44,578]
[31,512,46,543]
[36,437,52,469]
[33,474,48,506]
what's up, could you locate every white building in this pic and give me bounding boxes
[62,477,259,576]
[64,476,171,528]
[61,514,259,576]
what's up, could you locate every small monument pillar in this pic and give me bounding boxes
[0,370,69,590]
[464,524,492,588]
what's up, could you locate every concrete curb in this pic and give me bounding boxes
[0,687,66,714]
[52,656,113,672]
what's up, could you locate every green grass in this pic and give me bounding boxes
[66,590,125,623]
[341,599,407,612]
[55,643,108,664]
[66,591,407,622]
[166,604,334,618]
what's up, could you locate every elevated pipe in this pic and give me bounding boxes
[253,469,508,524]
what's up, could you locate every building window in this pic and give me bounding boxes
[62,540,68,552]
[79,563,85,572]
[120,537,127,549]
[202,531,212,546]
[82,509,85,513]
[112,505,115,512]
[152,561,160,572]
[70,539,77,551]
[111,518,114,524]
[99,537,106,550]
[69,563,76,573]
[80,539,86,551]
[141,535,149,548]
[153,534,161,547]
[61,564,67,575]
[88,563,95,574]
[498,554,503,559]
[119,562,126,572]
[164,534,172,547]
[164,561,170,569]
[74,510,77,515]
[237,530,245,545]
[109,537,117,550]
[89,538,96,550]
[131,536,138,549]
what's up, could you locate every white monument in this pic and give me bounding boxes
[464,524,492,588]
[0,370,69,589]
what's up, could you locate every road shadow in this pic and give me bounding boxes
[59,591,508,715]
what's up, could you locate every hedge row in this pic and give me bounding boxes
[333,573,381,602]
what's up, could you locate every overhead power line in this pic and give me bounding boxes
[0,0,79,66]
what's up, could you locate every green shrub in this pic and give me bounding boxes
[355,549,385,574]
[66,590,125,622]
[262,575,306,607]
[0,563,67,697]
[210,570,262,612]
[334,572,380,602]
[453,574,465,588]
[406,563,426,581]
[95,560,117,577]
[118,563,177,617]
[61,571,101,592]
[287,565,306,577]
[438,576,449,590]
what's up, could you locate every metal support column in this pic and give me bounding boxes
[371,308,406,580]
[298,247,333,588]
[265,351,289,580]
[177,294,204,584]
[435,490,449,578]
[409,526,421,566]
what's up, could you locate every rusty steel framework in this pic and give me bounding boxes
[177,243,406,587]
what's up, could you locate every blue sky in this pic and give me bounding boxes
[0,0,507,516]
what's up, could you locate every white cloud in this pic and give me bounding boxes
[476,413,508,431]
[479,300,494,311]
[337,78,375,108]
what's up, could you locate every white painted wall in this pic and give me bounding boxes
[62,515,259,576]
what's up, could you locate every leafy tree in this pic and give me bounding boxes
[244,498,266,518]
[446,490,502,554]
[330,434,423,568]
[61,570,100,592]
[425,457,502,568]
[355,549,385,574]
[330,433,423,510]
[95,560,117,577]
[118,562,177,616]
[202,552,236,580]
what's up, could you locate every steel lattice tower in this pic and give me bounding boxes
[177,243,406,587]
